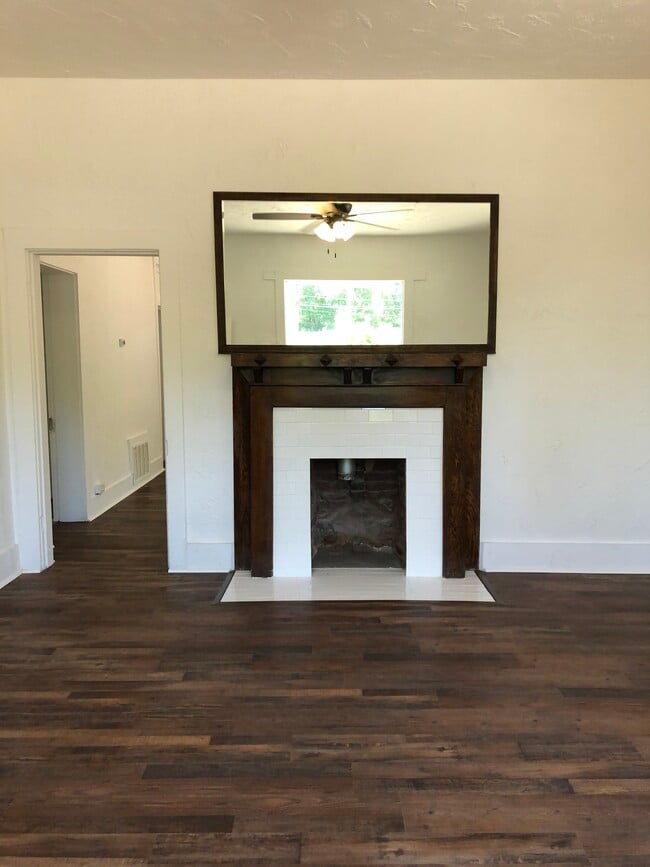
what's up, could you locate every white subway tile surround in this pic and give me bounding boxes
[273,407,443,578]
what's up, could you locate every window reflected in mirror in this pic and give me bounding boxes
[284,279,404,345]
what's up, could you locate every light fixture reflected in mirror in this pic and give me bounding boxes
[314,221,356,242]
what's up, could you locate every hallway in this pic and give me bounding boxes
[0,476,648,863]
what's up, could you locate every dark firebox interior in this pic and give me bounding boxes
[310,459,406,569]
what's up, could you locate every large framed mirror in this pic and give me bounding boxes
[214,192,499,354]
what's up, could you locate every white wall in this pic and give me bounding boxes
[40,255,164,521]
[224,230,490,344]
[0,79,649,575]
[0,357,15,551]
[0,263,19,585]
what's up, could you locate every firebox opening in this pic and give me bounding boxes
[310,458,406,569]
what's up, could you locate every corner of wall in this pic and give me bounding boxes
[176,541,234,574]
[0,544,21,589]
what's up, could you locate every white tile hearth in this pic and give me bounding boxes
[221,569,494,603]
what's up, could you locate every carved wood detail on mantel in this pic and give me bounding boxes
[232,351,488,370]
[232,353,485,580]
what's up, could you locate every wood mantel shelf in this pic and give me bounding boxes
[231,350,488,369]
[232,353,485,580]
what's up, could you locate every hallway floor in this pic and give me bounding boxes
[0,475,648,864]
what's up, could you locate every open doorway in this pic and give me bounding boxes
[39,254,165,562]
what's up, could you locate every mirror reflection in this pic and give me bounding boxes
[219,196,495,349]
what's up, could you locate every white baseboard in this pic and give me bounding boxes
[175,541,650,577]
[170,541,234,573]
[0,544,21,589]
[87,457,164,521]
[480,541,650,574]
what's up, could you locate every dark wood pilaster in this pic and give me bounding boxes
[464,367,483,568]
[442,387,467,578]
[249,388,274,578]
[232,368,251,570]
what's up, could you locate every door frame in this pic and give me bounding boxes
[1,226,184,573]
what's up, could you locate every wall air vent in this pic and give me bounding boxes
[128,433,150,484]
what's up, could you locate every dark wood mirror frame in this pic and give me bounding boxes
[213,192,499,357]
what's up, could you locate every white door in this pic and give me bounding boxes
[41,265,88,522]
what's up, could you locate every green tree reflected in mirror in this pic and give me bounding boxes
[286,280,404,345]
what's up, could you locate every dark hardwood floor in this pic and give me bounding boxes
[0,473,648,865]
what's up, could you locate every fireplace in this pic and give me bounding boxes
[216,192,498,582]
[273,407,442,577]
[311,458,406,569]
[231,352,485,580]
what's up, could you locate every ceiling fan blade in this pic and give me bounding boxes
[350,208,414,217]
[348,218,400,231]
[252,212,322,220]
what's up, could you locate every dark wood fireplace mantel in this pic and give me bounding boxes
[216,193,498,578]
[232,352,486,579]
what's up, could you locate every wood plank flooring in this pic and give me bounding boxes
[0,473,648,865]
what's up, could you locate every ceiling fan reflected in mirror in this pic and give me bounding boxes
[251,202,413,243]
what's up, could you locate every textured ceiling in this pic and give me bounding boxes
[1,0,649,78]
[224,200,490,235]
